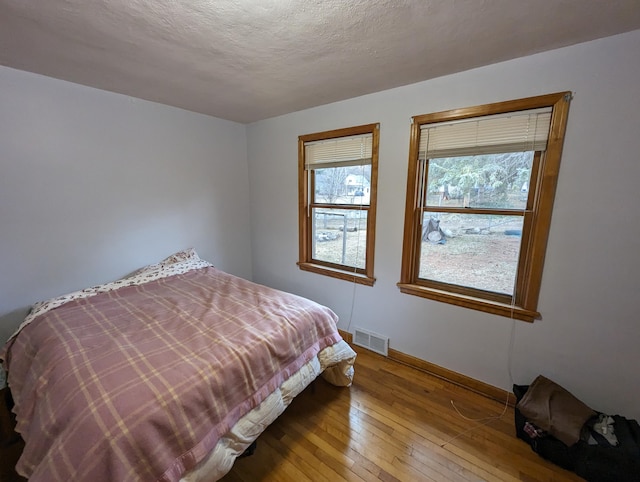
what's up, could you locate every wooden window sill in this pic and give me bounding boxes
[397,283,539,322]
[298,262,375,286]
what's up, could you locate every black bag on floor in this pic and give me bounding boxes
[513,384,640,482]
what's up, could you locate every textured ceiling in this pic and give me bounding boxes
[2,0,640,123]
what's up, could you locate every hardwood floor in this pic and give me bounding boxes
[222,348,582,482]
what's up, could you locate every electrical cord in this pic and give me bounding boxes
[441,211,523,448]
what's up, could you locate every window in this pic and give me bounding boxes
[398,92,571,321]
[298,124,379,285]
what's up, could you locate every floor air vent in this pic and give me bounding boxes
[353,328,389,356]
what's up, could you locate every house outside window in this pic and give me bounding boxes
[298,124,379,285]
[398,92,571,321]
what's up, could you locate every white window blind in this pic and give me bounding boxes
[419,108,552,160]
[305,133,373,169]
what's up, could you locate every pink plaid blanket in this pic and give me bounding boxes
[2,267,342,481]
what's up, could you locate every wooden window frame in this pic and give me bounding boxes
[298,123,379,286]
[398,92,571,321]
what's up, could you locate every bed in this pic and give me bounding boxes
[0,249,356,481]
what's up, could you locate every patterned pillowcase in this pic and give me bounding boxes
[158,248,200,266]
[127,248,204,277]
[129,257,210,282]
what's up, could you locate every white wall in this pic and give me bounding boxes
[0,66,252,343]
[247,30,640,419]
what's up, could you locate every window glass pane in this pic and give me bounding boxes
[419,213,524,295]
[312,208,367,269]
[425,152,533,210]
[314,165,371,205]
